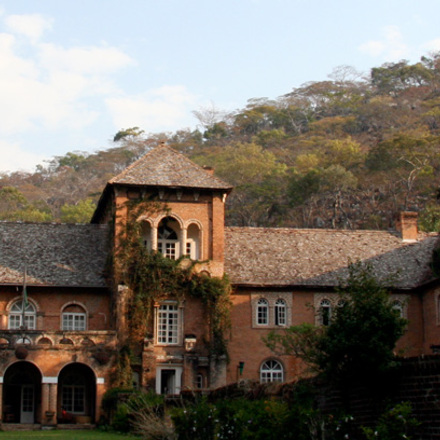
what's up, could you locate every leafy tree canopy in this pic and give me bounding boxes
[264,263,408,383]
[2,52,440,230]
[60,198,97,223]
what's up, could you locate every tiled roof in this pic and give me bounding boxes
[0,222,109,287]
[109,144,232,190]
[224,227,440,289]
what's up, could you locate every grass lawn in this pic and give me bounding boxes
[0,430,142,440]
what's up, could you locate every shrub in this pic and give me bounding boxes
[126,392,173,440]
[362,402,419,440]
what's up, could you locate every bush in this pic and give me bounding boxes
[362,402,419,440]
[172,397,311,440]
[126,392,173,440]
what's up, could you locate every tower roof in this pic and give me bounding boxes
[109,144,232,190]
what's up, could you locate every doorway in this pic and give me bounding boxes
[156,366,182,395]
[58,363,96,423]
[3,361,42,424]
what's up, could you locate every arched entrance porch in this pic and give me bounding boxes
[3,361,42,424]
[57,363,96,423]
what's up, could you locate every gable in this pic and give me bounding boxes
[109,144,232,190]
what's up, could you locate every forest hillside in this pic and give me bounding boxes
[1,53,440,231]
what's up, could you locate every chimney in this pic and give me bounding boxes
[203,166,215,175]
[395,211,418,241]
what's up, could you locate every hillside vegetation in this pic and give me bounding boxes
[1,53,440,230]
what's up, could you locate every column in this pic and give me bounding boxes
[181,227,187,257]
[151,226,158,251]
[42,379,57,425]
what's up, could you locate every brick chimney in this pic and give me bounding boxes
[395,211,418,241]
[203,166,215,175]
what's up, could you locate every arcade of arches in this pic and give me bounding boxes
[1,361,97,425]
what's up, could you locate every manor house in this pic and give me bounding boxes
[0,144,439,426]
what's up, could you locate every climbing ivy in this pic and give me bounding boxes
[114,200,232,382]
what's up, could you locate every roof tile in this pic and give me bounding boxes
[225,227,439,289]
[0,222,109,287]
[110,144,232,190]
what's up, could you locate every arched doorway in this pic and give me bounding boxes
[57,363,96,423]
[3,361,42,423]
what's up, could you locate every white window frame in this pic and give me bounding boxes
[186,239,199,260]
[158,241,179,260]
[251,293,292,328]
[158,221,180,260]
[320,299,332,326]
[62,312,87,331]
[275,299,287,326]
[8,300,36,330]
[260,359,284,383]
[257,298,269,325]
[391,300,404,318]
[156,303,181,345]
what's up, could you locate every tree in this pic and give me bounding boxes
[193,142,287,226]
[113,127,145,142]
[264,263,407,382]
[0,186,52,222]
[60,199,97,223]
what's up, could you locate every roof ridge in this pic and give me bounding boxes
[108,143,232,190]
[108,144,165,184]
[225,226,398,234]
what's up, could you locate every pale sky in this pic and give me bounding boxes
[1,0,439,173]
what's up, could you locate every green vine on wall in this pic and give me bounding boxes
[114,200,232,384]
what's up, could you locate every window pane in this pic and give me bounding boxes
[9,300,36,330]
[62,386,85,413]
[275,300,286,326]
[62,313,86,331]
[9,315,21,329]
[157,305,179,344]
[260,360,284,383]
[257,299,268,325]
[320,300,331,326]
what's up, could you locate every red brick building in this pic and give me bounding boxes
[0,144,439,426]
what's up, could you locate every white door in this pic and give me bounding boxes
[20,385,34,424]
[156,367,183,395]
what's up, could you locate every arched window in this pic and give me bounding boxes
[320,299,332,326]
[257,298,269,325]
[157,217,180,259]
[260,359,284,383]
[392,300,404,318]
[186,223,201,260]
[275,299,287,326]
[62,304,87,331]
[8,300,36,330]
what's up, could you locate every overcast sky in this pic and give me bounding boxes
[1,0,439,173]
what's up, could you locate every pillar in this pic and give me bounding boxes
[42,380,57,425]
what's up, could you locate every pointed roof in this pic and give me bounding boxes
[109,144,232,190]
